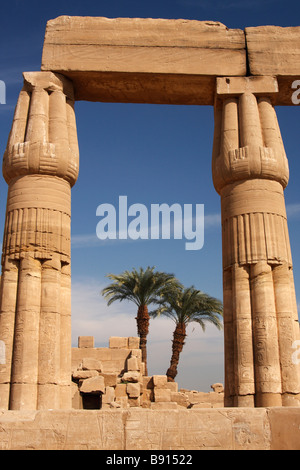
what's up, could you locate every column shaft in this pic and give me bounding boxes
[37,257,61,409]
[0,259,19,409]
[9,257,42,409]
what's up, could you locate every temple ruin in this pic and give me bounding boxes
[0,17,299,450]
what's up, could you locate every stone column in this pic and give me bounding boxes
[212,76,300,407]
[0,72,79,410]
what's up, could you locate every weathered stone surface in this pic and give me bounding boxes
[78,337,94,348]
[246,26,300,76]
[122,371,141,383]
[109,337,128,349]
[211,383,224,393]
[126,356,139,371]
[41,16,246,105]
[81,358,102,372]
[79,376,105,394]
[72,370,98,380]
[154,389,171,403]
[128,337,140,349]
[99,373,118,388]
[246,26,300,105]
[153,375,168,389]
[127,383,141,398]
[0,407,299,450]
[269,408,300,450]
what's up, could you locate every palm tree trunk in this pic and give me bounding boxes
[166,322,186,382]
[136,304,150,376]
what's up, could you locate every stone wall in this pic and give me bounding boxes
[71,337,224,410]
[0,408,299,450]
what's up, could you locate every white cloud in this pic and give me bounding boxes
[286,203,300,218]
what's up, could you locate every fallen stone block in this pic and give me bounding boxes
[73,370,99,380]
[122,371,141,383]
[79,376,105,394]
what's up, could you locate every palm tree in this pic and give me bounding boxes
[101,266,182,376]
[150,286,223,382]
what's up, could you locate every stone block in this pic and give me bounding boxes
[269,408,300,450]
[143,376,154,390]
[115,396,129,409]
[165,382,178,392]
[102,386,115,404]
[245,26,300,105]
[79,376,105,394]
[171,392,189,407]
[109,337,128,349]
[42,17,246,105]
[72,370,98,380]
[128,396,141,407]
[127,356,139,371]
[122,371,141,383]
[154,388,171,403]
[81,358,102,372]
[99,373,118,387]
[153,375,168,389]
[211,383,224,393]
[78,336,94,348]
[151,402,178,410]
[128,337,140,349]
[141,389,154,406]
[130,348,142,359]
[127,383,141,398]
[115,384,127,398]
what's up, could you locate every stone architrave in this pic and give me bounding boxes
[0,71,79,410]
[212,76,300,407]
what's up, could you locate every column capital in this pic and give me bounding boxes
[3,72,79,187]
[215,76,279,102]
[212,76,289,194]
[22,71,75,100]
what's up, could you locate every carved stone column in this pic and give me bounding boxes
[213,76,300,407]
[0,72,79,409]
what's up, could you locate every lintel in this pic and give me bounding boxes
[41,16,300,106]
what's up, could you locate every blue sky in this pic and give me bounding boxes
[0,0,300,392]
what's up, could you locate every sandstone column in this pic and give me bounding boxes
[0,72,79,410]
[212,76,300,407]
